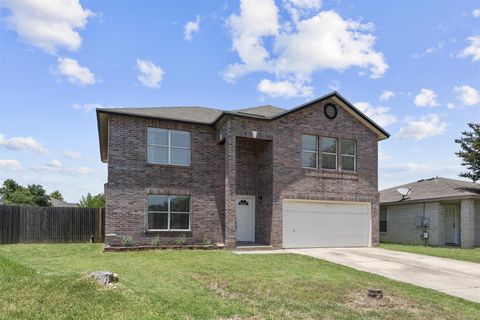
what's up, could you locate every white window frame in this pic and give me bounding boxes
[301,134,318,169]
[147,195,191,231]
[147,128,191,166]
[340,139,356,172]
[321,137,337,170]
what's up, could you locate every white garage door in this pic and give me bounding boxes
[282,200,371,248]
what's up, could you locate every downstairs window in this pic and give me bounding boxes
[147,195,190,230]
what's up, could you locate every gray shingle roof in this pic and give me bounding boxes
[98,105,287,124]
[380,177,480,204]
[98,106,224,124]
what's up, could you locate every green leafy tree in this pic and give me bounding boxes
[50,190,64,201]
[0,179,51,206]
[28,184,52,206]
[78,193,105,208]
[455,123,480,182]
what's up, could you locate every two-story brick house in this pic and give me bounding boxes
[97,92,389,248]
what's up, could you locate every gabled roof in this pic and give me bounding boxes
[50,198,78,207]
[380,177,480,204]
[97,91,390,162]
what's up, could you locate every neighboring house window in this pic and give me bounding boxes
[340,139,356,171]
[147,128,190,166]
[302,134,318,168]
[321,137,337,170]
[147,195,190,230]
[380,207,387,232]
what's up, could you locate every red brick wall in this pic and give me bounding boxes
[105,96,380,247]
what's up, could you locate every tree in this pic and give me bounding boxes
[78,193,105,208]
[455,123,480,182]
[0,179,52,206]
[50,190,64,201]
[28,184,52,207]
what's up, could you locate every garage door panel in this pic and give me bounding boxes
[282,200,371,248]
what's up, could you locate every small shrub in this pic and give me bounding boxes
[122,235,133,247]
[175,234,186,246]
[151,236,161,246]
[202,234,212,246]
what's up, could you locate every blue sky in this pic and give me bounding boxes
[0,0,479,202]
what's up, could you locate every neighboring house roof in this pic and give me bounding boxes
[50,198,78,207]
[380,177,480,204]
[97,91,390,162]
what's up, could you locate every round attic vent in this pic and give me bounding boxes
[324,103,338,119]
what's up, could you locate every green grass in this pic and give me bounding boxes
[381,243,480,264]
[0,244,479,320]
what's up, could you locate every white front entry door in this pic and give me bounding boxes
[236,195,255,242]
[444,206,458,244]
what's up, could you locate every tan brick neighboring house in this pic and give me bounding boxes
[97,92,389,248]
[380,177,480,248]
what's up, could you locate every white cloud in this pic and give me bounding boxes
[379,90,394,101]
[473,9,480,18]
[283,0,322,23]
[0,159,23,172]
[72,102,103,112]
[414,88,439,107]
[412,41,445,58]
[459,35,480,62]
[378,150,391,161]
[354,102,397,127]
[46,159,62,168]
[224,0,279,82]
[55,57,95,85]
[32,163,93,176]
[224,1,387,97]
[447,103,456,109]
[184,15,200,41]
[396,114,447,141]
[257,78,312,98]
[454,85,480,105]
[136,59,164,88]
[0,0,92,54]
[0,133,48,155]
[63,150,82,160]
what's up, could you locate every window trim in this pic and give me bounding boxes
[147,195,191,231]
[147,128,191,166]
[301,134,318,169]
[339,139,357,172]
[321,136,338,171]
[380,207,387,233]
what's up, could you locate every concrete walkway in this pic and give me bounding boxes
[237,247,480,303]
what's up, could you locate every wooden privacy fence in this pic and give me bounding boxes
[0,205,104,244]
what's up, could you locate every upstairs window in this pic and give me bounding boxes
[340,139,356,171]
[301,134,318,168]
[148,128,190,166]
[148,195,190,230]
[321,137,337,170]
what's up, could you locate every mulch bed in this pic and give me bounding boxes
[103,244,226,252]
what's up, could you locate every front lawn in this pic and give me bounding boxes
[0,244,479,319]
[381,243,480,264]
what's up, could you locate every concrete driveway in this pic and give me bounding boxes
[287,247,480,303]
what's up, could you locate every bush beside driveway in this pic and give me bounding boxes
[0,244,479,320]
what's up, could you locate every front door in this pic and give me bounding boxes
[444,206,458,244]
[236,196,255,242]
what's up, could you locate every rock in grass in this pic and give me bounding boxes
[88,271,119,286]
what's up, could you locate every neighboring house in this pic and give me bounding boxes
[50,198,78,207]
[380,177,480,248]
[97,92,389,248]
[0,198,78,207]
